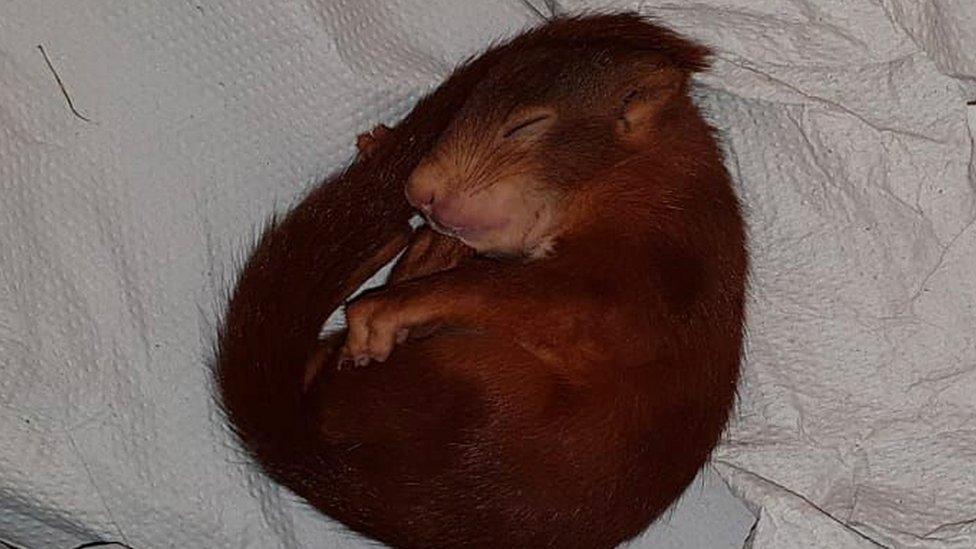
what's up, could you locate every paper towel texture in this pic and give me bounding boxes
[1,0,973,547]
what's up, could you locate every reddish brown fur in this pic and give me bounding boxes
[215,13,746,549]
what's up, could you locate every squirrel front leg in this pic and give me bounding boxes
[302,225,412,385]
[340,259,605,366]
[387,225,475,284]
[338,226,473,367]
[340,261,494,365]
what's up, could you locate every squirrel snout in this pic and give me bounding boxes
[405,174,440,213]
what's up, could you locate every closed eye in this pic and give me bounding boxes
[502,114,551,139]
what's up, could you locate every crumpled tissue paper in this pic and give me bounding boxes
[1,0,973,547]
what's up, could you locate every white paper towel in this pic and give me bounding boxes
[1,0,973,547]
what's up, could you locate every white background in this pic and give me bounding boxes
[1,1,974,547]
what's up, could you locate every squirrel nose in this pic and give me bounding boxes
[417,191,436,213]
[405,180,438,213]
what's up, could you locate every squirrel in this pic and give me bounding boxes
[215,13,747,548]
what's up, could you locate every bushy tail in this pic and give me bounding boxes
[211,17,509,487]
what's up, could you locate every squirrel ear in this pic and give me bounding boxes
[615,68,686,138]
